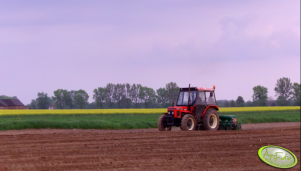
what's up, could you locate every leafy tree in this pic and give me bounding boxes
[245,100,253,107]
[119,95,132,108]
[67,90,76,109]
[113,84,125,108]
[93,87,106,109]
[36,92,51,109]
[275,96,287,106]
[117,83,133,108]
[156,88,169,107]
[267,96,276,106]
[52,89,71,109]
[216,100,225,107]
[0,95,17,99]
[26,99,38,109]
[104,83,114,108]
[229,100,237,107]
[216,100,223,107]
[86,102,96,109]
[25,104,31,109]
[290,83,300,106]
[236,96,245,107]
[139,86,156,108]
[138,86,146,108]
[224,100,230,107]
[123,83,132,108]
[252,85,268,106]
[144,87,156,108]
[130,84,141,108]
[74,89,89,109]
[165,82,179,104]
[274,77,292,105]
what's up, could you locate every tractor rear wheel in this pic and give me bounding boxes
[158,115,172,131]
[203,108,220,131]
[181,114,196,131]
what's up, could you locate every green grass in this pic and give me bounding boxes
[0,114,162,130]
[0,110,299,130]
[219,110,300,123]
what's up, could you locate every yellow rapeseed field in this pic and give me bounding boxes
[0,106,299,115]
[219,106,300,112]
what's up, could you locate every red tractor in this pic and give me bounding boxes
[158,85,220,131]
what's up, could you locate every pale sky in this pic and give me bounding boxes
[0,0,300,104]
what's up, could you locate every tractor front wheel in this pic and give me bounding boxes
[158,115,172,131]
[203,109,220,131]
[181,114,196,131]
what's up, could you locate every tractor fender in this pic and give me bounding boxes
[181,112,197,121]
[201,106,219,117]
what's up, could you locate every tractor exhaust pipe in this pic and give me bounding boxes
[188,84,191,111]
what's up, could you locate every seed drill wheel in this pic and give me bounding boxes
[181,114,196,131]
[203,108,220,131]
[231,124,238,130]
[157,115,172,131]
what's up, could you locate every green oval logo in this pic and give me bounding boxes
[258,145,298,169]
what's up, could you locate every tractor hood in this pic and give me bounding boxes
[168,106,189,111]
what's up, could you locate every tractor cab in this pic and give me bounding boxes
[176,87,217,106]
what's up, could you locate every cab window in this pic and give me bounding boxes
[176,91,197,106]
[205,92,216,105]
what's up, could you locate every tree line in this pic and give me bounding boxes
[217,77,300,107]
[2,77,299,109]
[26,82,180,109]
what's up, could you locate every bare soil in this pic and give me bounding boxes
[0,122,300,171]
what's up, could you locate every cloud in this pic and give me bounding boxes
[128,14,299,66]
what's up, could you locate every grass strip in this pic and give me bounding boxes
[0,110,299,130]
[0,114,161,130]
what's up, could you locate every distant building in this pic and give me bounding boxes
[0,99,28,109]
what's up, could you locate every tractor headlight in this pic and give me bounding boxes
[168,111,174,115]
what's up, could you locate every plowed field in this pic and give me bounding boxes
[0,122,300,171]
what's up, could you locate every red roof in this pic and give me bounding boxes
[196,87,215,91]
[0,99,25,106]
